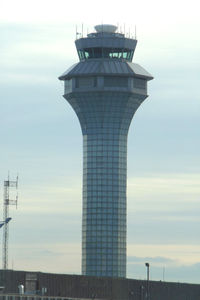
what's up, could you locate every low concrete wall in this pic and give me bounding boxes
[1,270,200,300]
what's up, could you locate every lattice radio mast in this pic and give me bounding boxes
[2,175,18,269]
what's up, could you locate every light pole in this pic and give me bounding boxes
[145,263,150,300]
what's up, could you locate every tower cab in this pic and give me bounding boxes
[75,24,137,62]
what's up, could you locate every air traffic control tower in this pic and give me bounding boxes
[59,24,153,278]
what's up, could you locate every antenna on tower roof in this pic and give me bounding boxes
[76,25,82,40]
[2,173,19,269]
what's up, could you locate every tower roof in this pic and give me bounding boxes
[59,60,153,80]
[94,24,117,33]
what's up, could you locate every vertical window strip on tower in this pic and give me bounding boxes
[133,78,147,89]
[104,76,128,87]
[76,77,96,88]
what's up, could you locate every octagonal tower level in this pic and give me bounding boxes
[59,24,153,278]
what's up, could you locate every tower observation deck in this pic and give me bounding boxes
[59,24,153,278]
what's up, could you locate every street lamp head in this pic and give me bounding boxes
[5,217,12,224]
[0,217,12,228]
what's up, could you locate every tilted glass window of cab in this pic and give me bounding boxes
[78,48,134,61]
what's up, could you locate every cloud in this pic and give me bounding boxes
[1,0,200,28]
[128,256,176,264]
[10,242,81,274]
[127,173,200,211]
[0,23,76,87]
[127,244,200,266]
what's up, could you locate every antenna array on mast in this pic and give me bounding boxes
[2,175,18,270]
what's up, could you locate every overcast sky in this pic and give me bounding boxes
[0,0,200,284]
